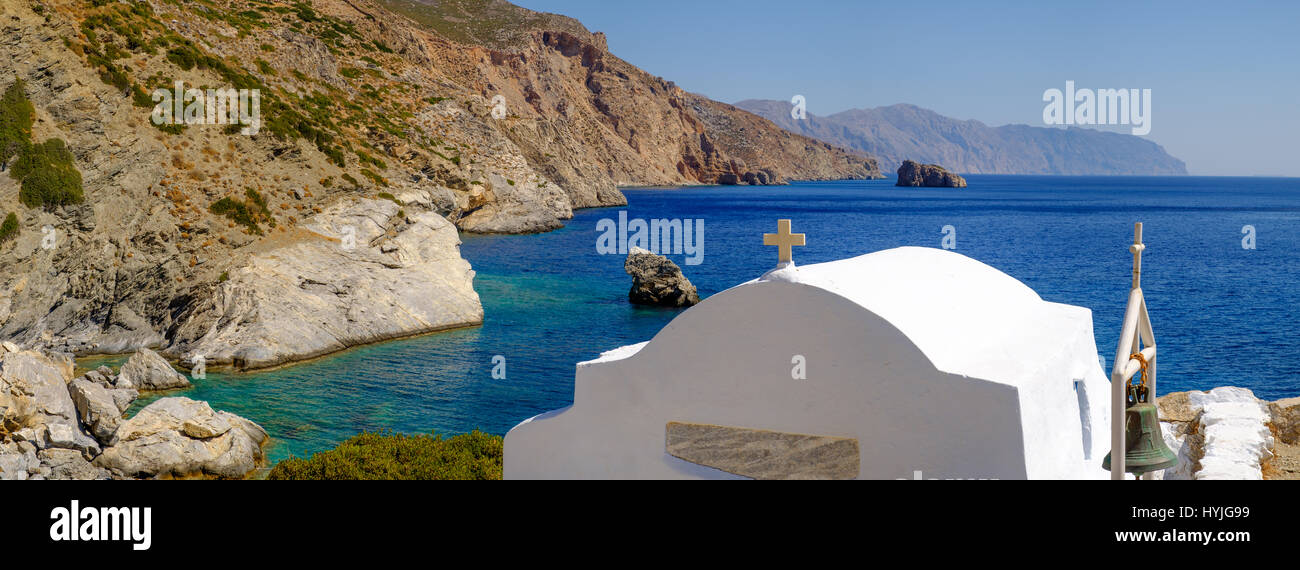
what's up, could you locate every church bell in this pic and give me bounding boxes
[1103,353,1178,477]
[1102,402,1178,476]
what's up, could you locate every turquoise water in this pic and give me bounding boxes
[131,176,1300,464]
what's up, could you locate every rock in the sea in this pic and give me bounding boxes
[896,160,967,188]
[624,247,700,307]
[94,397,268,479]
[116,347,190,391]
[68,378,122,445]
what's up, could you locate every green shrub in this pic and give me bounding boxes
[14,139,84,209]
[210,188,273,235]
[267,430,503,480]
[360,168,387,187]
[0,212,17,242]
[0,78,34,166]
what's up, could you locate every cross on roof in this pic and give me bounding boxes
[764,219,805,263]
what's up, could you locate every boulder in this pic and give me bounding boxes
[38,448,108,480]
[47,421,100,460]
[0,440,39,480]
[1,350,96,458]
[83,369,112,387]
[896,160,967,188]
[624,247,700,307]
[116,347,190,391]
[94,397,267,479]
[68,378,122,445]
[108,387,139,414]
[13,425,48,449]
[1270,397,1300,445]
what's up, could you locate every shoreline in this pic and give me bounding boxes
[73,320,487,376]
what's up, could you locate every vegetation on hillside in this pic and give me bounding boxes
[1,78,84,209]
[0,78,35,167]
[0,212,18,243]
[210,188,275,235]
[267,430,503,480]
[14,139,85,208]
[378,0,591,50]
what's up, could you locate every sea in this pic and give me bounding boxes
[108,175,1300,464]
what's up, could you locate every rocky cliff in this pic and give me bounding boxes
[736,100,1188,175]
[0,0,876,369]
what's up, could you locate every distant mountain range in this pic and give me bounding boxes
[734,100,1188,175]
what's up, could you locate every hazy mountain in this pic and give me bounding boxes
[735,100,1187,175]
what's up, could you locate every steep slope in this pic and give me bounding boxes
[736,100,1187,175]
[0,0,876,369]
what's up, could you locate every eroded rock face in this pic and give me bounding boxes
[624,247,700,307]
[116,347,190,391]
[895,160,967,188]
[94,397,268,479]
[165,199,484,371]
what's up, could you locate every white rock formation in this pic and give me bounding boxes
[166,198,483,370]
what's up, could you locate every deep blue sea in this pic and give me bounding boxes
[123,175,1300,464]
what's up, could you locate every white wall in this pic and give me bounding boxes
[506,281,1067,479]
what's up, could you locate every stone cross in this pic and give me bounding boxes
[764,219,805,263]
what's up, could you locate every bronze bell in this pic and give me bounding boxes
[1102,402,1179,477]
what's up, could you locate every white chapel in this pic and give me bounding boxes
[505,224,1113,479]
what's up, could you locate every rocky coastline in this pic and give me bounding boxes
[0,345,266,480]
[0,0,878,372]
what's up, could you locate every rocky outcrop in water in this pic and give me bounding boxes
[117,347,190,391]
[896,160,967,188]
[165,198,483,371]
[0,346,264,479]
[625,247,700,307]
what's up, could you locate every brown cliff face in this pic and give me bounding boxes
[373,0,881,209]
[0,0,877,362]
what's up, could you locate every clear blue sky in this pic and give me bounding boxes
[513,0,1299,176]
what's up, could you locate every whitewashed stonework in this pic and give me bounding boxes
[505,246,1113,479]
